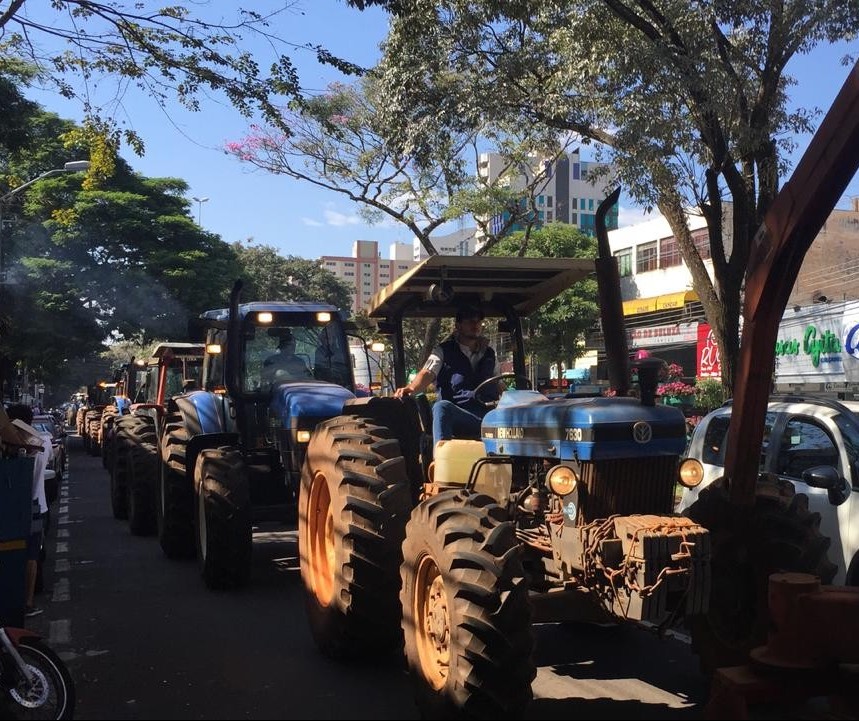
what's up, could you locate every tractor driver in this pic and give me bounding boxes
[262,330,311,384]
[394,304,501,447]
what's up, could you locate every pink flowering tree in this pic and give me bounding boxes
[226,79,575,257]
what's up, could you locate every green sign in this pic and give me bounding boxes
[775,325,841,368]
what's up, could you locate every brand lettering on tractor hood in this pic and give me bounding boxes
[495,427,525,439]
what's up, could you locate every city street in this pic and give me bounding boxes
[29,433,711,719]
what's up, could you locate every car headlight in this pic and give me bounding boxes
[546,464,579,496]
[678,458,705,488]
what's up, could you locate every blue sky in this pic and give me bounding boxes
[22,1,859,260]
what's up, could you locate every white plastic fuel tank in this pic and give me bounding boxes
[432,439,512,505]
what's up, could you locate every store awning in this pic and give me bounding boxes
[623,290,698,316]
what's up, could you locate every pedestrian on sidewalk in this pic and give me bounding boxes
[5,404,52,619]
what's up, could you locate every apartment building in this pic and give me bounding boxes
[321,228,482,313]
[475,148,618,246]
[320,240,416,314]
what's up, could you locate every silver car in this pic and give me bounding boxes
[677,396,859,584]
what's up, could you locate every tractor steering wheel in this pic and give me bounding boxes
[473,373,532,409]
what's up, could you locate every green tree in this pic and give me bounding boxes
[40,156,240,341]
[225,77,578,256]
[232,241,354,310]
[487,224,599,375]
[0,1,362,162]
[357,0,859,393]
[0,99,241,390]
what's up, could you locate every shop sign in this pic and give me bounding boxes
[697,323,721,378]
[628,322,697,348]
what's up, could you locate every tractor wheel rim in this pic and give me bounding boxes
[307,471,334,605]
[414,554,449,691]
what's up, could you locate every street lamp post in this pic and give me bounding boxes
[0,160,90,400]
[0,160,91,281]
[192,196,209,225]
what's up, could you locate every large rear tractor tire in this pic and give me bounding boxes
[194,447,252,590]
[86,414,102,456]
[684,474,837,673]
[128,442,158,536]
[109,436,130,520]
[400,490,535,719]
[299,416,412,660]
[100,407,118,469]
[156,413,195,559]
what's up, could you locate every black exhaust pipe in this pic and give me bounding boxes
[594,188,630,396]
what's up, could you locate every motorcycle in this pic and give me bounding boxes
[0,625,74,719]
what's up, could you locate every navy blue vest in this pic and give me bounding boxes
[435,337,497,415]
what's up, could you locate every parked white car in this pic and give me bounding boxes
[677,395,858,584]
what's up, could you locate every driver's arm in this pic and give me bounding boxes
[394,367,435,399]
[395,348,442,399]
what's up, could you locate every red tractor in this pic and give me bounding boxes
[107,343,204,535]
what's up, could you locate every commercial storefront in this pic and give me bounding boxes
[773,300,859,397]
[605,298,859,399]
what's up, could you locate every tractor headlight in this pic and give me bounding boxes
[546,464,579,496]
[678,458,705,488]
[296,430,311,444]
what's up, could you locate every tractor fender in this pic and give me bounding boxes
[169,391,236,438]
[270,382,355,429]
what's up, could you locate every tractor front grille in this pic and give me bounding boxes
[579,456,678,522]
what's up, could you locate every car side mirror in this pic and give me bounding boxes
[802,465,851,506]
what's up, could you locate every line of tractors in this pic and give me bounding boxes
[68,59,859,715]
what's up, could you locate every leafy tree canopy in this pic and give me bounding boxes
[231,241,354,310]
[0,94,240,386]
[0,0,365,157]
[226,76,580,256]
[486,223,599,367]
[361,0,859,391]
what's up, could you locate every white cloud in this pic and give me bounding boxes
[301,217,323,227]
[618,205,654,228]
[324,209,361,226]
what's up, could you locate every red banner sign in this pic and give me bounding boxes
[697,323,721,378]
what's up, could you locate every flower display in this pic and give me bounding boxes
[657,362,696,398]
[657,380,696,397]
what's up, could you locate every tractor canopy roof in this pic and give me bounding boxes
[147,342,205,364]
[199,301,346,324]
[367,255,595,322]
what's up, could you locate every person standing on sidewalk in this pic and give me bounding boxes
[5,404,51,618]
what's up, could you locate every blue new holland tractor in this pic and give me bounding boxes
[156,282,358,589]
[298,193,711,718]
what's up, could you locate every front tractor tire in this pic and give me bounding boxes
[685,474,837,672]
[194,447,252,590]
[299,416,412,660]
[400,490,535,720]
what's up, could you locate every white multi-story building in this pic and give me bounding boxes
[595,199,859,393]
[413,227,477,261]
[475,148,618,247]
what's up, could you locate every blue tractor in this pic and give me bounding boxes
[156,282,358,589]
[298,198,711,718]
